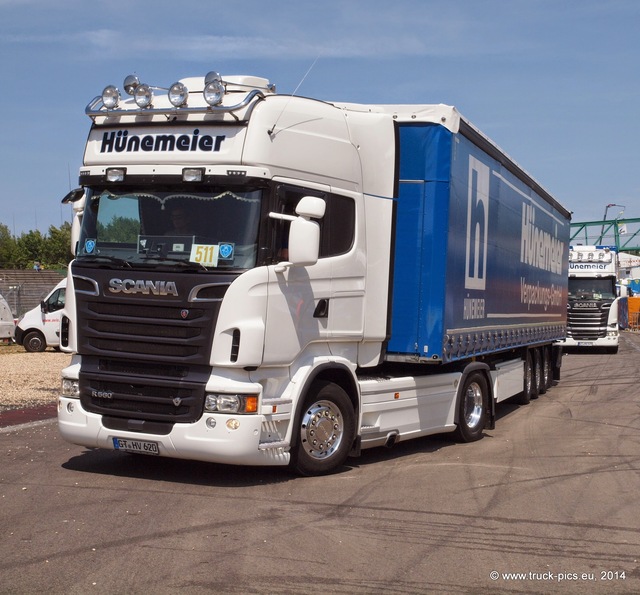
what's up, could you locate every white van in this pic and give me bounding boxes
[15,279,66,352]
[0,293,15,343]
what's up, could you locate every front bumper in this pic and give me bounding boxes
[58,397,290,467]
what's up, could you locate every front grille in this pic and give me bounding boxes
[567,302,610,340]
[71,268,236,422]
[80,356,211,422]
[72,268,233,366]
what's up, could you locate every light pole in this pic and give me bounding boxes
[599,203,625,244]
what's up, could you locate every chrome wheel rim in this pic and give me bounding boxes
[300,400,344,460]
[463,382,483,429]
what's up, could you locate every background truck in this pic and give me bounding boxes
[58,71,570,475]
[562,245,619,353]
[15,279,66,352]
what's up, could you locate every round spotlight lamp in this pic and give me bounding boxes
[168,82,189,107]
[134,83,153,108]
[203,71,225,106]
[123,74,140,96]
[101,85,120,109]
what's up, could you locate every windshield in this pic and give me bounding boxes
[568,277,616,300]
[76,187,262,270]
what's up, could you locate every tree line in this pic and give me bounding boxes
[0,222,72,270]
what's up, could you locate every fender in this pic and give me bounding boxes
[455,361,495,430]
[285,359,360,447]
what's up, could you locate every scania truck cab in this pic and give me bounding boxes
[563,245,619,353]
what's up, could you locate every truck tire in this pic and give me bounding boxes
[540,346,552,392]
[513,350,536,405]
[291,381,355,476]
[453,371,488,443]
[531,347,544,399]
[22,330,47,353]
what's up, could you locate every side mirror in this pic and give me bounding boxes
[288,197,325,266]
[268,196,326,269]
[61,187,84,204]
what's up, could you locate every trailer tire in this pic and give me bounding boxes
[540,346,552,392]
[22,330,46,353]
[531,348,543,399]
[291,381,355,476]
[453,371,488,443]
[513,350,536,405]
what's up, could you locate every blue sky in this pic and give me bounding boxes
[1,0,639,239]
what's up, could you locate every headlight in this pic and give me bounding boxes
[205,394,258,414]
[61,378,80,398]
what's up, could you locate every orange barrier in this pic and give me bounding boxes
[629,297,640,330]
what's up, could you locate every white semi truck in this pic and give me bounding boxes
[58,71,570,475]
[563,245,619,353]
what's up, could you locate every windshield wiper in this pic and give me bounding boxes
[141,256,209,271]
[78,254,132,268]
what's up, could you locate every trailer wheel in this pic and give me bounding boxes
[291,381,355,476]
[540,346,552,392]
[531,348,544,399]
[453,372,488,443]
[513,350,536,405]
[23,330,46,353]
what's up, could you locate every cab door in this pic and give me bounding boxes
[263,185,362,365]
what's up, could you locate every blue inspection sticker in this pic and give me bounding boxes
[218,243,234,260]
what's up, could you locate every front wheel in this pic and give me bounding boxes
[291,381,355,476]
[23,330,46,352]
[453,372,488,443]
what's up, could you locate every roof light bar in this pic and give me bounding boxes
[87,70,271,118]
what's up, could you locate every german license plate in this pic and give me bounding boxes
[112,437,159,455]
[577,342,594,347]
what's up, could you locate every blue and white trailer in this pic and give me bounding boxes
[58,72,570,475]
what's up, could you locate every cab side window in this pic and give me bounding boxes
[274,185,355,259]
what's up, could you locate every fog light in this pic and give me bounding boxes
[226,419,240,431]
[206,417,217,429]
[66,402,75,413]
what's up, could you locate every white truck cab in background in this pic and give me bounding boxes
[15,279,67,352]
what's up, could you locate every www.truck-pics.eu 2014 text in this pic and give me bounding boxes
[57,71,570,475]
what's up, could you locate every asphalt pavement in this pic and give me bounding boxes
[2,334,640,594]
